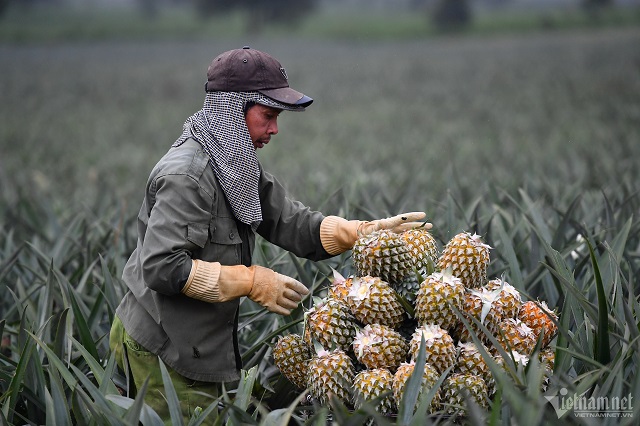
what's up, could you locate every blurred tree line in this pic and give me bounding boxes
[0,0,620,31]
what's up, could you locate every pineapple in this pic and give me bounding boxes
[484,278,522,319]
[352,324,408,372]
[409,324,457,374]
[352,229,412,284]
[539,348,555,392]
[307,348,355,406]
[352,368,395,415]
[273,334,311,389]
[442,373,489,414]
[392,361,441,414]
[394,273,422,306]
[495,317,536,356]
[346,276,405,329]
[540,347,555,371]
[401,227,439,273]
[437,232,491,288]
[455,342,491,388]
[414,272,465,331]
[518,300,558,348]
[304,297,357,351]
[454,287,505,343]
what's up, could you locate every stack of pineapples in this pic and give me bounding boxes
[273,227,559,417]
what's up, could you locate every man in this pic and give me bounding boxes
[109,46,427,423]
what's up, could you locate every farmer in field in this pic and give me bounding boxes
[109,46,426,423]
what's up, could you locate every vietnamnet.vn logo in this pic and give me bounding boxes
[545,387,634,418]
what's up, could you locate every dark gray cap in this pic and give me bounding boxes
[205,47,313,108]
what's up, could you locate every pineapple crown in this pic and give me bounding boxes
[414,324,447,341]
[469,287,502,324]
[467,232,493,250]
[431,270,463,286]
[348,276,373,302]
[353,326,384,358]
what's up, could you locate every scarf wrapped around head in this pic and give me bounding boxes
[173,91,295,231]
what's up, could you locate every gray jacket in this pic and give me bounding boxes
[116,138,330,382]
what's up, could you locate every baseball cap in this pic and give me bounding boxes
[205,47,313,110]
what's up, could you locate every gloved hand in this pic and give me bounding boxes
[320,212,430,255]
[182,260,309,316]
[245,266,310,315]
[356,212,429,237]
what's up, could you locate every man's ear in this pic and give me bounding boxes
[243,101,256,116]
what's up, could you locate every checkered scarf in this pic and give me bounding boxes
[173,91,295,231]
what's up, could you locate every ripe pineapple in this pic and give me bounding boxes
[401,227,439,273]
[346,276,405,329]
[484,278,522,319]
[455,342,491,388]
[307,348,355,406]
[304,297,357,351]
[518,300,559,348]
[273,334,311,389]
[437,232,491,288]
[392,361,441,414]
[414,272,465,331]
[352,324,408,372]
[540,347,555,371]
[352,368,395,415]
[409,324,457,375]
[394,227,439,305]
[442,373,489,414]
[539,348,555,392]
[352,229,412,284]
[495,317,536,356]
[454,287,505,343]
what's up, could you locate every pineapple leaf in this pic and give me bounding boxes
[586,237,611,366]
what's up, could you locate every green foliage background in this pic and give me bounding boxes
[1,5,639,424]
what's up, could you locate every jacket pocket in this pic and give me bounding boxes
[209,216,242,265]
[187,223,209,248]
[209,217,242,245]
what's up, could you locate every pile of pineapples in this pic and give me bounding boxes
[273,227,559,417]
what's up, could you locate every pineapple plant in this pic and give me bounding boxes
[484,278,522,319]
[392,361,441,414]
[518,300,559,348]
[304,297,358,351]
[307,348,355,406]
[409,324,457,374]
[441,373,489,414]
[352,368,395,415]
[352,229,413,284]
[437,232,491,288]
[352,323,408,372]
[414,272,465,331]
[346,275,405,329]
[273,334,311,389]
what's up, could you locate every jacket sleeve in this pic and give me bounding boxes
[256,168,332,262]
[139,173,212,295]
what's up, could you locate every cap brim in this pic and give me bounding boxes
[259,87,313,110]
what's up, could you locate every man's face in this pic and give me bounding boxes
[245,104,282,149]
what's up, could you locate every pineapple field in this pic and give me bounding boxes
[1,26,640,425]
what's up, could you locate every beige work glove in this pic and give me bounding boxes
[182,259,309,316]
[320,212,430,255]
